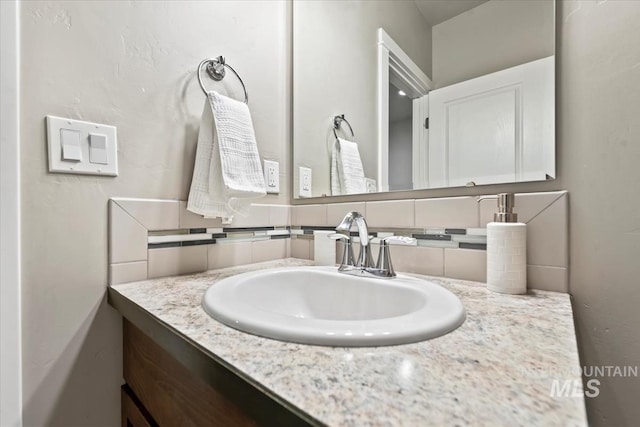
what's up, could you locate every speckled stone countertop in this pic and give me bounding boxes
[110,259,587,426]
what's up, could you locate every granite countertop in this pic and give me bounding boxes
[109,258,587,426]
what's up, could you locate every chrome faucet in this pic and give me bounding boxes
[335,211,375,268]
[329,212,416,278]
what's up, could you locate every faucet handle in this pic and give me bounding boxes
[374,236,416,277]
[379,236,416,245]
[328,233,350,241]
[328,233,355,268]
[375,239,395,277]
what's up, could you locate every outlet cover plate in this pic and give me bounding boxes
[299,166,312,197]
[263,159,279,194]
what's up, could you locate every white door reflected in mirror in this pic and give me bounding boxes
[428,56,554,188]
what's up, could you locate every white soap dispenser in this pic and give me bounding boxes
[484,193,527,294]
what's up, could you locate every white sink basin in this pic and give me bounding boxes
[202,266,465,347]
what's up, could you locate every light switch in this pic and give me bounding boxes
[89,133,109,164]
[60,129,82,161]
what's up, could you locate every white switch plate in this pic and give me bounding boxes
[299,166,312,197]
[263,159,279,194]
[46,115,118,176]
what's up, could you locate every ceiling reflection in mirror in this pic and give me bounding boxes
[293,0,555,198]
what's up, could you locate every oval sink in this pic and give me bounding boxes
[202,266,465,347]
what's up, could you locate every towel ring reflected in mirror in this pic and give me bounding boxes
[197,56,249,104]
[333,114,355,141]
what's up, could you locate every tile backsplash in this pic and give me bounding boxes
[108,199,292,284]
[109,190,568,292]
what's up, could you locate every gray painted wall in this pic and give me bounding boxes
[389,118,413,191]
[558,2,640,424]
[19,1,289,425]
[432,0,554,88]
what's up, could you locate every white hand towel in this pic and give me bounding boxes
[187,91,266,222]
[332,137,366,195]
[330,141,342,196]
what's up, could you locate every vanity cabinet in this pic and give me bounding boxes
[122,320,258,426]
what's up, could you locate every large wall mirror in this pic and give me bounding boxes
[293,0,555,199]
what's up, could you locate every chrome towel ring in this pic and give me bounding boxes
[333,114,355,140]
[197,56,249,104]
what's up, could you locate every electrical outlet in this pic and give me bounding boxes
[299,167,312,197]
[263,160,279,193]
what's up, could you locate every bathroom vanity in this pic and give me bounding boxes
[108,259,587,426]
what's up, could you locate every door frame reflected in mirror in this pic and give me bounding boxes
[377,28,432,193]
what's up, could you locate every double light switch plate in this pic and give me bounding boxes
[46,115,118,176]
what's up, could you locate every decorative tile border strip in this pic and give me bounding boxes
[148,239,217,249]
[291,226,487,250]
[147,226,291,249]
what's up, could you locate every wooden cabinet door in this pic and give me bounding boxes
[123,321,258,426]
[121,385,157,427]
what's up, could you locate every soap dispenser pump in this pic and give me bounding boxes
[481,193,527,294]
